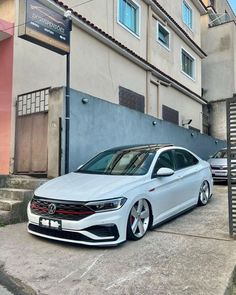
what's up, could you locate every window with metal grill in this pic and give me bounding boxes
[119,86,145,113]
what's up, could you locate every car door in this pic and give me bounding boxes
[173,149,201,211]
[150,149,182,225]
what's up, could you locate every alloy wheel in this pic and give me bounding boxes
[199,181,210,205]
[129,199,150,239]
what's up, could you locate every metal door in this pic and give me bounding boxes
[15,88,50,175]
[227,96,236,238]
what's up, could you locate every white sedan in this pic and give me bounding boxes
[27,144,213,246]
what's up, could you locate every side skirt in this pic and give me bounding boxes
[150,205,197,230]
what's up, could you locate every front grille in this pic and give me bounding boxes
[211,166,227,170]
[28,224,119,243]
[30,196,95,221]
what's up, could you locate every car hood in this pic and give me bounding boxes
[207,158,227,166]
[35,172,147,202]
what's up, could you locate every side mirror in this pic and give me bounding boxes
[156,168,174,177]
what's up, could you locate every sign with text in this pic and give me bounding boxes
[18,0,70,55]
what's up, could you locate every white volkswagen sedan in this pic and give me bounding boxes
[28,144,213,246]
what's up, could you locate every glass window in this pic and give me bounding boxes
[157,23,170,49]
[174,149,198,170]
[213,150,227,159]
[77,149,156,175]
[118,0,139,35]
[182,49,195,78]
[153,150,174,175]
[182,1,193,29]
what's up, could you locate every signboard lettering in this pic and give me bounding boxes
[18,0,70,55]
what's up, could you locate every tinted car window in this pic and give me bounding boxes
[153,150,174,175]
[213,150,227,159]
[174,149,198,170]
[77,150,156,175]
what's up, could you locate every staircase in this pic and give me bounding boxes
[0,175,47,225]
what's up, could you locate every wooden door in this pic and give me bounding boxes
[15,112,48,174]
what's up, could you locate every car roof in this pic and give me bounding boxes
[106,144,174,152]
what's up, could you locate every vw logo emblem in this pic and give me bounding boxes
[48,203,56,215]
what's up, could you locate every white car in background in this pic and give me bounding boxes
[207,148,228,181]
[27,144,213,246]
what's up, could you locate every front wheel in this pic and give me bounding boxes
[198,181,210,206]
[127,199,150,240]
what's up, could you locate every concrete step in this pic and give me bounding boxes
[0,175,48,225]
[0,188,33,201]
[0,210,11,225]
[0,175,47,190]
[0,199,23,211]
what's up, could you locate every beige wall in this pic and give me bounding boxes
[65,0,203,94]
[201,21,235,101]
[70,26,147,104]
[156,0,202,46]
[0,0,15,22]
[12,0,65,97]
[150,16,202,95]
[159,85,203,131]
[11,0,204,140]
[48,87,64,178]
[209,100,227,140]
[65,0,148,59]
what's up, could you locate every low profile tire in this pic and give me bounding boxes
[198,181,210,206]
[127,199,150,241]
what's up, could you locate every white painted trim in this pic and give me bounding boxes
[180,47,196,81]
[182,0,194,31]
[117,0,141,39]
[156,21,171,51]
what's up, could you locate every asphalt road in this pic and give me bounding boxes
[0,184,235,295]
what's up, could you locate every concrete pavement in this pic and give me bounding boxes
[0,185,235,295]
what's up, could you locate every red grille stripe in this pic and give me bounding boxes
[56,209,94,215]
[31,203,94,215]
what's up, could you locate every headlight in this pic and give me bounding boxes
[85,197,127,212]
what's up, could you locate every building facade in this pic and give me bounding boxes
[201,0,236,139]
[0,0,208,176]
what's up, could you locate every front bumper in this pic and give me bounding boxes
[211,169,227,181]
[27,203,127,246]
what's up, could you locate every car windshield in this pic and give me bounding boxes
[77,150,156,175]
[213,150,227,159]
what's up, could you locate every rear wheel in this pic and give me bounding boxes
[198,181,210,206]
[127,199,150,240]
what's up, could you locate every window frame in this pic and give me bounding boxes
[181,47,196,81]
[156,21,171,51]
[117,0,141,38]
[182,0,193,30]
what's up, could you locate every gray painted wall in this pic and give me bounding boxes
[67,89,226,172]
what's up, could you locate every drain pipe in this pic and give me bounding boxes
[64,11,72,174]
